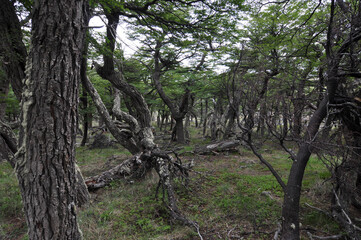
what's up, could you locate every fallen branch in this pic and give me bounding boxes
[305,203,332,218]
[194,140,240,155]
[306,232,344,240]
[331,189,361,239]
[273,222,281,240]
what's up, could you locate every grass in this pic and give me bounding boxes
[0,128,343,239]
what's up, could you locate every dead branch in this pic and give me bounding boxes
[194,140,240,155]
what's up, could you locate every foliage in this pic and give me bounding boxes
[5,87,20,120]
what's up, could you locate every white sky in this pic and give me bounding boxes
[88,15,229,73]
[89,16,139,58]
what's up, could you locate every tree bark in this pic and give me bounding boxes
[82,73,140,154]
[80,39,90,147]
[0,120,17,167]
[80,87,89,146]
[211,97,223,140]
[0,78,9,120]
[172,118,186,143]
[281,98,328,240]
[15,1,86,239]
[92,12,154,151]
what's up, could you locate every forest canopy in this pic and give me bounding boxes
[1,0,361,239]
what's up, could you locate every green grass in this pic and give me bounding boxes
[0,162,27,240]
[0,164,22,219]
[0,129,342,239]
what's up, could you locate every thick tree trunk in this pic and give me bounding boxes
[172,118,186,143]
[15,1,86,239]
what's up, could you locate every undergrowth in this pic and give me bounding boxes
[0,129,342,239]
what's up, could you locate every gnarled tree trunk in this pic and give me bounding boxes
[15,1,86,239]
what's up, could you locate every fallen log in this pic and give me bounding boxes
[194,140,240,155]
[85,153,143,190]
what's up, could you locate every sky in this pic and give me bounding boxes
[89,16,139,58]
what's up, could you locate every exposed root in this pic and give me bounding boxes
[85,147,200,232]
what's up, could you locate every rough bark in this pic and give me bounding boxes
[15,1,86,239]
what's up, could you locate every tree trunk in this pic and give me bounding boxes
[0,121,17,167]
[200,98,203,127]
[0,78,9,120]
[82,73,140,154]
[172,118,185,143]
[292,98,303,138]
[80,92,89,146]
[0,0,27,102]
[0,0,27,120]
[282,100,289,137]
[203,99,208,136]
[80,64,89,147]
[211,97,223,140]
[281,98,328,239]
[15,0,86,239]
[223,104,238,140]
[257,101,267,136]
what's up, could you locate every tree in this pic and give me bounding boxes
[13,0,87,239]
[222,1,361,238]
[0,0,26,104]
[280,0,361,238]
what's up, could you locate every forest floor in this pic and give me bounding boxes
[0,128,346,239]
